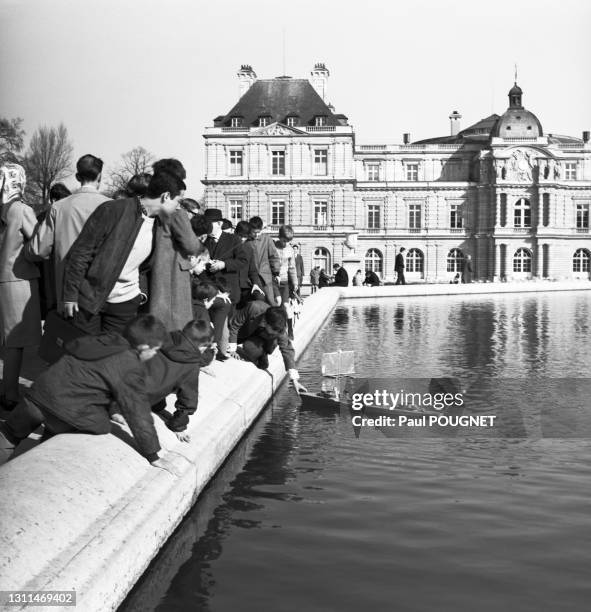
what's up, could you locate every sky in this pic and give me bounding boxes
[1,0,590,196]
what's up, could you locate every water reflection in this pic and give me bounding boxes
[121,292,591,612]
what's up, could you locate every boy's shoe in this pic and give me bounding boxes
[215,352,230,362]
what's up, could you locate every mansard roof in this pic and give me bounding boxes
[413,114,501,146]
[214,78,348,127]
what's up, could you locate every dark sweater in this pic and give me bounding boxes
[28,333,160,461]
[145,330,214,432]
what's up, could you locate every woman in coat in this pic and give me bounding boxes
[148,206,206,331]
[0,164,41,410]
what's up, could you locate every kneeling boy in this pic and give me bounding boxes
[0,315,169,467]
[147,319,215,440]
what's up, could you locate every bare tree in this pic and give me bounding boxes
[0,117,26,164]
[106,146,155,196]
[23,123,73,208]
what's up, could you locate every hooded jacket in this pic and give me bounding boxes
[27,333,160,461]
[144,330,215,432]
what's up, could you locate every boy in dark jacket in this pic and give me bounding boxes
[147,319,215,441]
[227,304,307,395]
[0,315,170,468]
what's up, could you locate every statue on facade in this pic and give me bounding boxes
[554,161,561,179]
[508,149,533,182]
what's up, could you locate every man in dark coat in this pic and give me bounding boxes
[395,247,406,285]
[364,270,381,286]
[331,263,349,287]
[235,220,264,308]
[292,244,305,293]
[147,319,215,438]
[62,171,185,334]
[248,216,281,305]
[197,208,248,307]
[0,315,173,469]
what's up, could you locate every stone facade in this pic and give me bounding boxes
[202,66,591,283]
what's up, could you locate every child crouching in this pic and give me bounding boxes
[0,315,169,468]
[146,319,216,440]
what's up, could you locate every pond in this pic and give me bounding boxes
[121,292,591,612]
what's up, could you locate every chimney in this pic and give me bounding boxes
[311,62,329,101]
[403,133,411,144]
[237,65,257,97]
[449,110,462,136]
[583,130,590,143]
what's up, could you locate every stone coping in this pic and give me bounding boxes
[0,281,589,611]
[0,289,339,612]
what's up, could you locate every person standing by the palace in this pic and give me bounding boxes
[395,247,406,285]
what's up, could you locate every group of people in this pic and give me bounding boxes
[0,155,308,470]
[308,262,349,292]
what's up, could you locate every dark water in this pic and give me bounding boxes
[121,292,591,612]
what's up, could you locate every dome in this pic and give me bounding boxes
[493,108,543,138]
[493,81,543,138]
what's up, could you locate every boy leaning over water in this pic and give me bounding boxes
[146,319,216,441]
[0,314,176,472]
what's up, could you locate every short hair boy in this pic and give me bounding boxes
[0,315,168,466]
[148,319,215,439]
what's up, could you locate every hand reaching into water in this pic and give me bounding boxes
[292,380,308,395]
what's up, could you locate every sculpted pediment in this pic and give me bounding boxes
[251,122,307,136]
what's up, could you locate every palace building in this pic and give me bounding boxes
[202,64,591,282]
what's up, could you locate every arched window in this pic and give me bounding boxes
[514,198,531,228]
[573,248,591,273]
[364,249,383,274]
[313,247,330,271]
[447,248,464,272]
[406,248,424,273]
[513,248,532,273]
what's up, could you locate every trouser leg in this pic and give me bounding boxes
[2,347,24,402]
[101,295,142,333]
[1,396,46,444]
[72,308,102,335]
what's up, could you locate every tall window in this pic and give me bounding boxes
[286,116,298,127]
[576,203,589,229]
[447,248,464,273]
[367,203,381,229]
[542,193,550,227]
[513,248,532,273]
[315,116,327,127]
[229,150,243,176]
[258,116,270,127]
[314,149,328,175]
[514,198,531,228]
[271,200,285,226]
[565,162,577,180]
[314,200,328,226]
[406,163,419,181]
[228,199,243,223]
[272,150,286,175]
[365,249,383,274]
[450,203,463,229]
[409,203,422,229]
[366,164,380,181]
[406,248,424,273]
[313,247,330,270]
[573,249,591,273]
[230,117,242,127]
[500,193,507,227]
